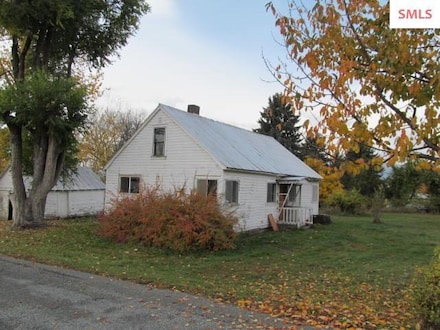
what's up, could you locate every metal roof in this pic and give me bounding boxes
[160,104,322,179]
[1,166,105,191]
[50,167,105,191]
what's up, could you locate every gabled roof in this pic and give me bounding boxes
[0,166,105,191]
[160,104,321,179]
[50,167,105,191]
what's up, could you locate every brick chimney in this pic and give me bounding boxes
[187,104,200,115]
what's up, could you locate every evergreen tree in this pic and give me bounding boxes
[254,93,303,158]
[302,136,331,164]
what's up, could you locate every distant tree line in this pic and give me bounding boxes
[254,93,440,215]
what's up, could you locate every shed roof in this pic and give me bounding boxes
[50,167,105,191]
[160,104,321,179]
[0,166,104,192]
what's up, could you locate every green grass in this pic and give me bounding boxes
[1,213,439,328]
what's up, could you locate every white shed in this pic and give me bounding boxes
[104,104,322,231]
[0,167,105,220]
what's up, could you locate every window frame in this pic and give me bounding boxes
[267,183,276,203]
[225,180,239,204]
[119,176,140,194]
[312,184,318,202]
[197,179,218,197]
[153,127,166,157]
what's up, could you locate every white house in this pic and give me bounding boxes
[104,104,322,231]
[0,167,105,220]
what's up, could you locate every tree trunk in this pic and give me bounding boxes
[28,193,48,224]
[27,134,64,223]
[9,127,64,227]
[9,125,29,228]
[372,186,385,224]
[372,207,382,224]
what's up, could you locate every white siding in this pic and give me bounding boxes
[104,107,321,231]
[300,182,320,215]
[45,191,68,218]
[223,171,278,231]
[105,109,223,205]
[0,191,10,219]
[45,190,105,219]
[69,191,105,216]
[0,171,14,219]
[224,176,319,230]
[0,168,104,220]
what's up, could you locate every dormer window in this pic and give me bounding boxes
[153,127,165,157]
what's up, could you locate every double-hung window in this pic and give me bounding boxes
[153,127,165,157]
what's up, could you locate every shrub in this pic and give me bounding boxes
[97,186,238,253]
[325,189,366,214]
[412,246,440,329]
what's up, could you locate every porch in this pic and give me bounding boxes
[278,207,313,228]
[277,177,313,228]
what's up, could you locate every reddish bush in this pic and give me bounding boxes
[97,186,238,253]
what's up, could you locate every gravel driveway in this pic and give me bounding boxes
[0,255,297,330]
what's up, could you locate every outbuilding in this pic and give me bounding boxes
[0,166,105,220]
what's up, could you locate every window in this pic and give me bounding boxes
[225,180,239,203]
[267,183,276,203]
[153,127,165,156]
[312,185,318,202]
[197,179,217,196]
[120,176,140,193]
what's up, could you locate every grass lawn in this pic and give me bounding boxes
[1,212,439,328]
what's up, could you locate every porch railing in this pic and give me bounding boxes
[278,207,313,228]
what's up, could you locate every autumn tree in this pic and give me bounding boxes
[341,145,383,198]
[305,155,345,205]
[266,1,440,167]
[0,0,149,227]
[78,107,146,174]
[300,136,344,203]
[254,93,303,158]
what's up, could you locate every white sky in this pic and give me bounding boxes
[97,0,290,130]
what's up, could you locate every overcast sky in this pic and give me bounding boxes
[97,0,290,130]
